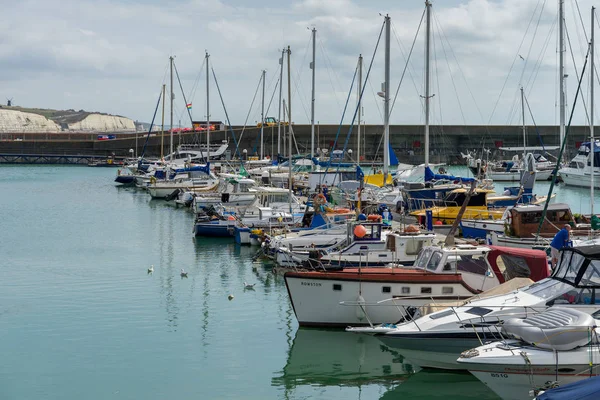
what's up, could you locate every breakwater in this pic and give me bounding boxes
[0,124,590,164]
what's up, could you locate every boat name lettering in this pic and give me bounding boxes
[490,373,508,378]
[301,281,322,287]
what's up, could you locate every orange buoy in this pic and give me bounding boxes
[367,214,382,221]
[228,215,236,221]
[353,224,367,238]
[434,220,443,225]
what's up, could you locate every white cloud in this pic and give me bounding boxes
[0,0,596,127]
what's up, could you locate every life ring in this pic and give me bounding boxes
[313,193,327,205]
[404,224,420,233]
[367,214,382,222]
[334,208,351,214]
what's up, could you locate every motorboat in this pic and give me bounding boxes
[284,242,546,328]
[558,140,600,189]
[363,246,599,371]
[457,307,600,400]
[318,222,436,268]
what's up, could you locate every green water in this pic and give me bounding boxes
[9,164,591,399]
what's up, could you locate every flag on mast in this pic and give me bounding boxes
[186,103,192,110]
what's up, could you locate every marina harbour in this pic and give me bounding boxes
[5,1,600,399]
[0,164,598,400]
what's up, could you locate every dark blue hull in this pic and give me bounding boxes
[194,222,234,237]
[115,175,135,185]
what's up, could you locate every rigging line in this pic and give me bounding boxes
[367,75,384,121]
[536,43,589,239]
[173,61,194,127]
[140,88,163,160]
[525,16,556,98]
[507,0,547,125]
[322,18,385,183]
[433,9,488,128]
[334,20,388,181]
[573,0,588,58]
[523,92,547,154]
[211,67,242,161]
[389,10,425,115]
[319,37,345,96]
[318,38,343,110]
[238,72,264,145]
[187,57,207,109]
[431,19,451,150]
[290,34,313,124]
[488,0,544,124]
[565,19,591,127]
[432,12,465,126]
[264,78,280,118]
[390,20,425,117]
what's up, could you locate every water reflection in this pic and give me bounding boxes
[272,328,416,390]
[380,369,500,399]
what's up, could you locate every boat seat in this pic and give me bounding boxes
[501,307,597,351]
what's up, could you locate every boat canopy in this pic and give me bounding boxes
[424,166,475,183]
[552,246,600,288]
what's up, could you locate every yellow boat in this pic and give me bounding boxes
[363,171,394,187]
[410,188,504,224]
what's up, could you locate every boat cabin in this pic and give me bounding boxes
[545,246,600,306]
[507,203,575,238]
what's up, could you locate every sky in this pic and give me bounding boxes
[1,0,598,127]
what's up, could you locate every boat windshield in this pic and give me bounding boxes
[522,279,573,300]
[414,248,434,270]
[553,250,600,288]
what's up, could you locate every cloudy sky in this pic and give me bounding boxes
[1,0,598,127]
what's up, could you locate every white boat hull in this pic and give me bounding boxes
[559,168,600,189]
[284,276,475,327]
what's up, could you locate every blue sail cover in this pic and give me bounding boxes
[424,166,475,182]
[173,162,210,175]
[537,376,600,400]
[389,143,399,166]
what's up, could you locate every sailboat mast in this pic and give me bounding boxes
[383,15,390,183]
[260,69,266,160]
[170,56,174,158]
[277,49,284,156]
[206,51,210,162]
[425,0,432,168]
[559,0,566,159]
[357,54,363,165]
[287,46,293,214]
[310,27,316,169]
[521,87,526,161]
[591,6,595,214]
[161,84,166,160]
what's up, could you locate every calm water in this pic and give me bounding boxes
[2,164,594,400]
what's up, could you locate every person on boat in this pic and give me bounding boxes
[550,224,572,268]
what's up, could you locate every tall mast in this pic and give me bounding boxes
[169,56,174,158]
[310,27,316,169]
[559,0,566,159]
[161,84,166,160]
[260,69,266,160]
[383,15,390,184]
[357,54,363,165]
[206,51,210,162]
[287,46,293,214]
[424,0,432,168]
[591,6,595,214]
[287,45,292,156]
[521,87,526,161]
[277,49,284,156]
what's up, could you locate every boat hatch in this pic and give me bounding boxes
[464,307,493,316]
[429,309,455,320]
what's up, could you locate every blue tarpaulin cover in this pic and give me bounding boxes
[424,166,475,183]
[537,376,600,400]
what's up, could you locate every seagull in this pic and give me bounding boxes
[180,268,188,278]
[228,294,235,300]
[244,282,255,289]
[148,265,154,274]
[519,54,525,61]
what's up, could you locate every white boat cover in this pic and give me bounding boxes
[421,277,534,315]
[502,308,596,351]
